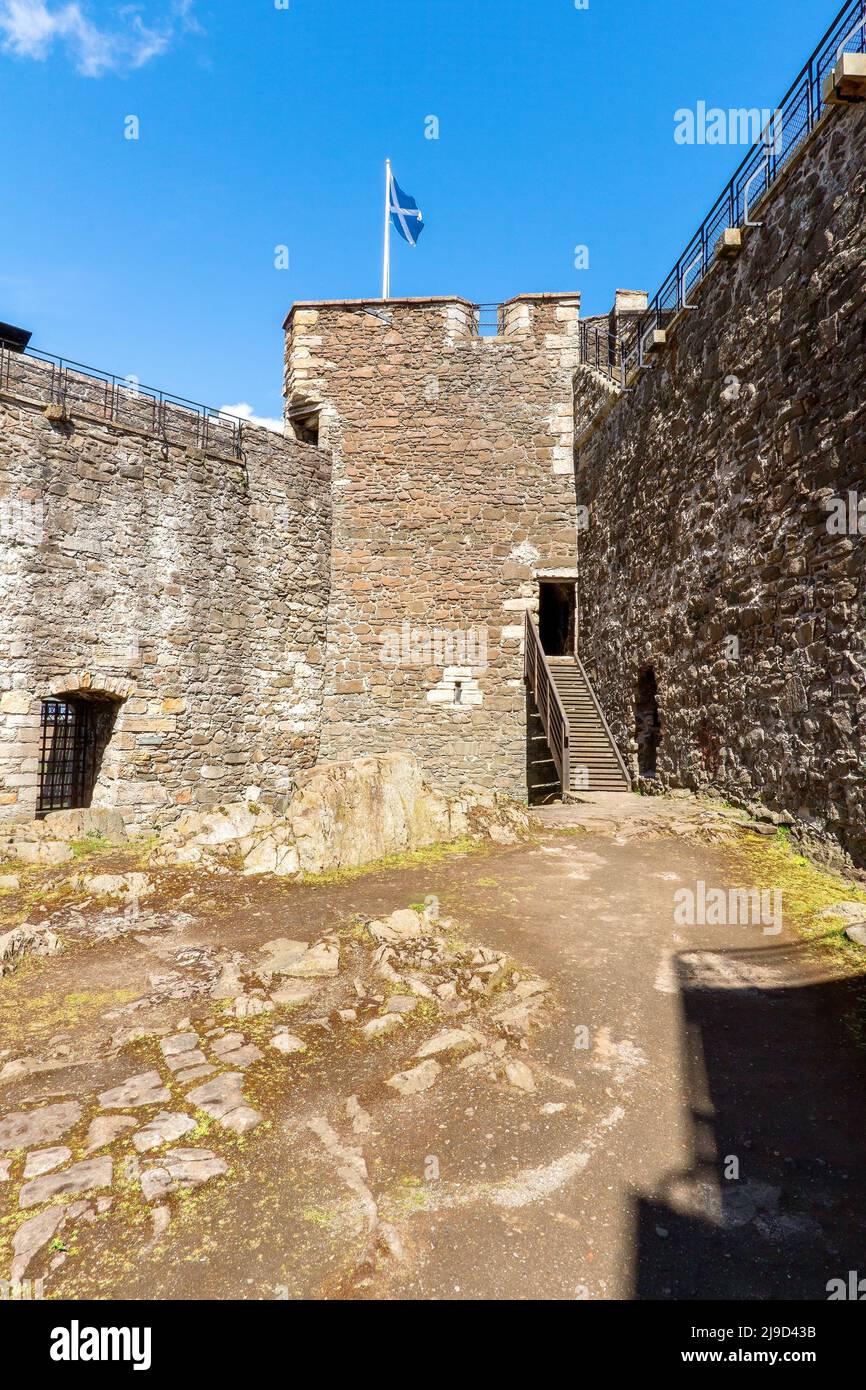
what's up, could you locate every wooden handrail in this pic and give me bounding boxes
[524,612,570,791]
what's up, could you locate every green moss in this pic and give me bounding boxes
[339,921,370,942]
[69,832,111,860]
[0,857,28,881]
[728,822,866,1045]
[385,1175,433,1218]
[411,998,439,1023]
[729,832,866,972]
[302,1206,339,1227]
[0,984,142,1038]
[292,836,483,887]
[130,834,159,866]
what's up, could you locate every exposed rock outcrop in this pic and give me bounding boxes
[0,924,62,978]
[155,752,530,878]
[0,808,128,870]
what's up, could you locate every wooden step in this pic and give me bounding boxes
[528,649,630,793]
[553,660,629,790]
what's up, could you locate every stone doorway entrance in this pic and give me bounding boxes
[37,696,119,815]
[635,667,661,778]
[538,581,576,657]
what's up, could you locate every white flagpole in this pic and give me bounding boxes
[382,158,391,300]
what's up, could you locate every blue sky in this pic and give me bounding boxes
[0,0,838,422]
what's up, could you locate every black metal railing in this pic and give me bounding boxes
[475,303,502,335]
[580,0,866,387]
[578,321,626,381]
[0,344,248,459]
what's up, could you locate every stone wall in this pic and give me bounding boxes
[574,102,866,867]
[0,354,331,828]
[283,294,581,797]
[6,95,860,846]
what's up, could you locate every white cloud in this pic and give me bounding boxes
[0,1,197,77]
[173,0,201,32]
[219,403,285,435]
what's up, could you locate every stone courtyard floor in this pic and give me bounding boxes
[2,793,866,1301]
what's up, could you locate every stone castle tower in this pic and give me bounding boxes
[283,294,583,797]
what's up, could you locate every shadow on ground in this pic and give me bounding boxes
[631,943,866,1300]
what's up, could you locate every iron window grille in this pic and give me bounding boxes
[37,699,116,815]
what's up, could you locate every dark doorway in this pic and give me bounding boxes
[37,697,119,815]
[538,581,576,657]
[635,667,661,778]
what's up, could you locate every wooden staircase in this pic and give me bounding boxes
[524,613,630,798]
[547,657,631,793]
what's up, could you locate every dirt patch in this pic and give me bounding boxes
[3,796,866,1301]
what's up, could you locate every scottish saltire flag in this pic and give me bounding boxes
[389,171,425,246]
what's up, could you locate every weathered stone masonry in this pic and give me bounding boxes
[1,81,863,863]
[0,355,331,829]
[575,102,866,867]
[284,295,581,797]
